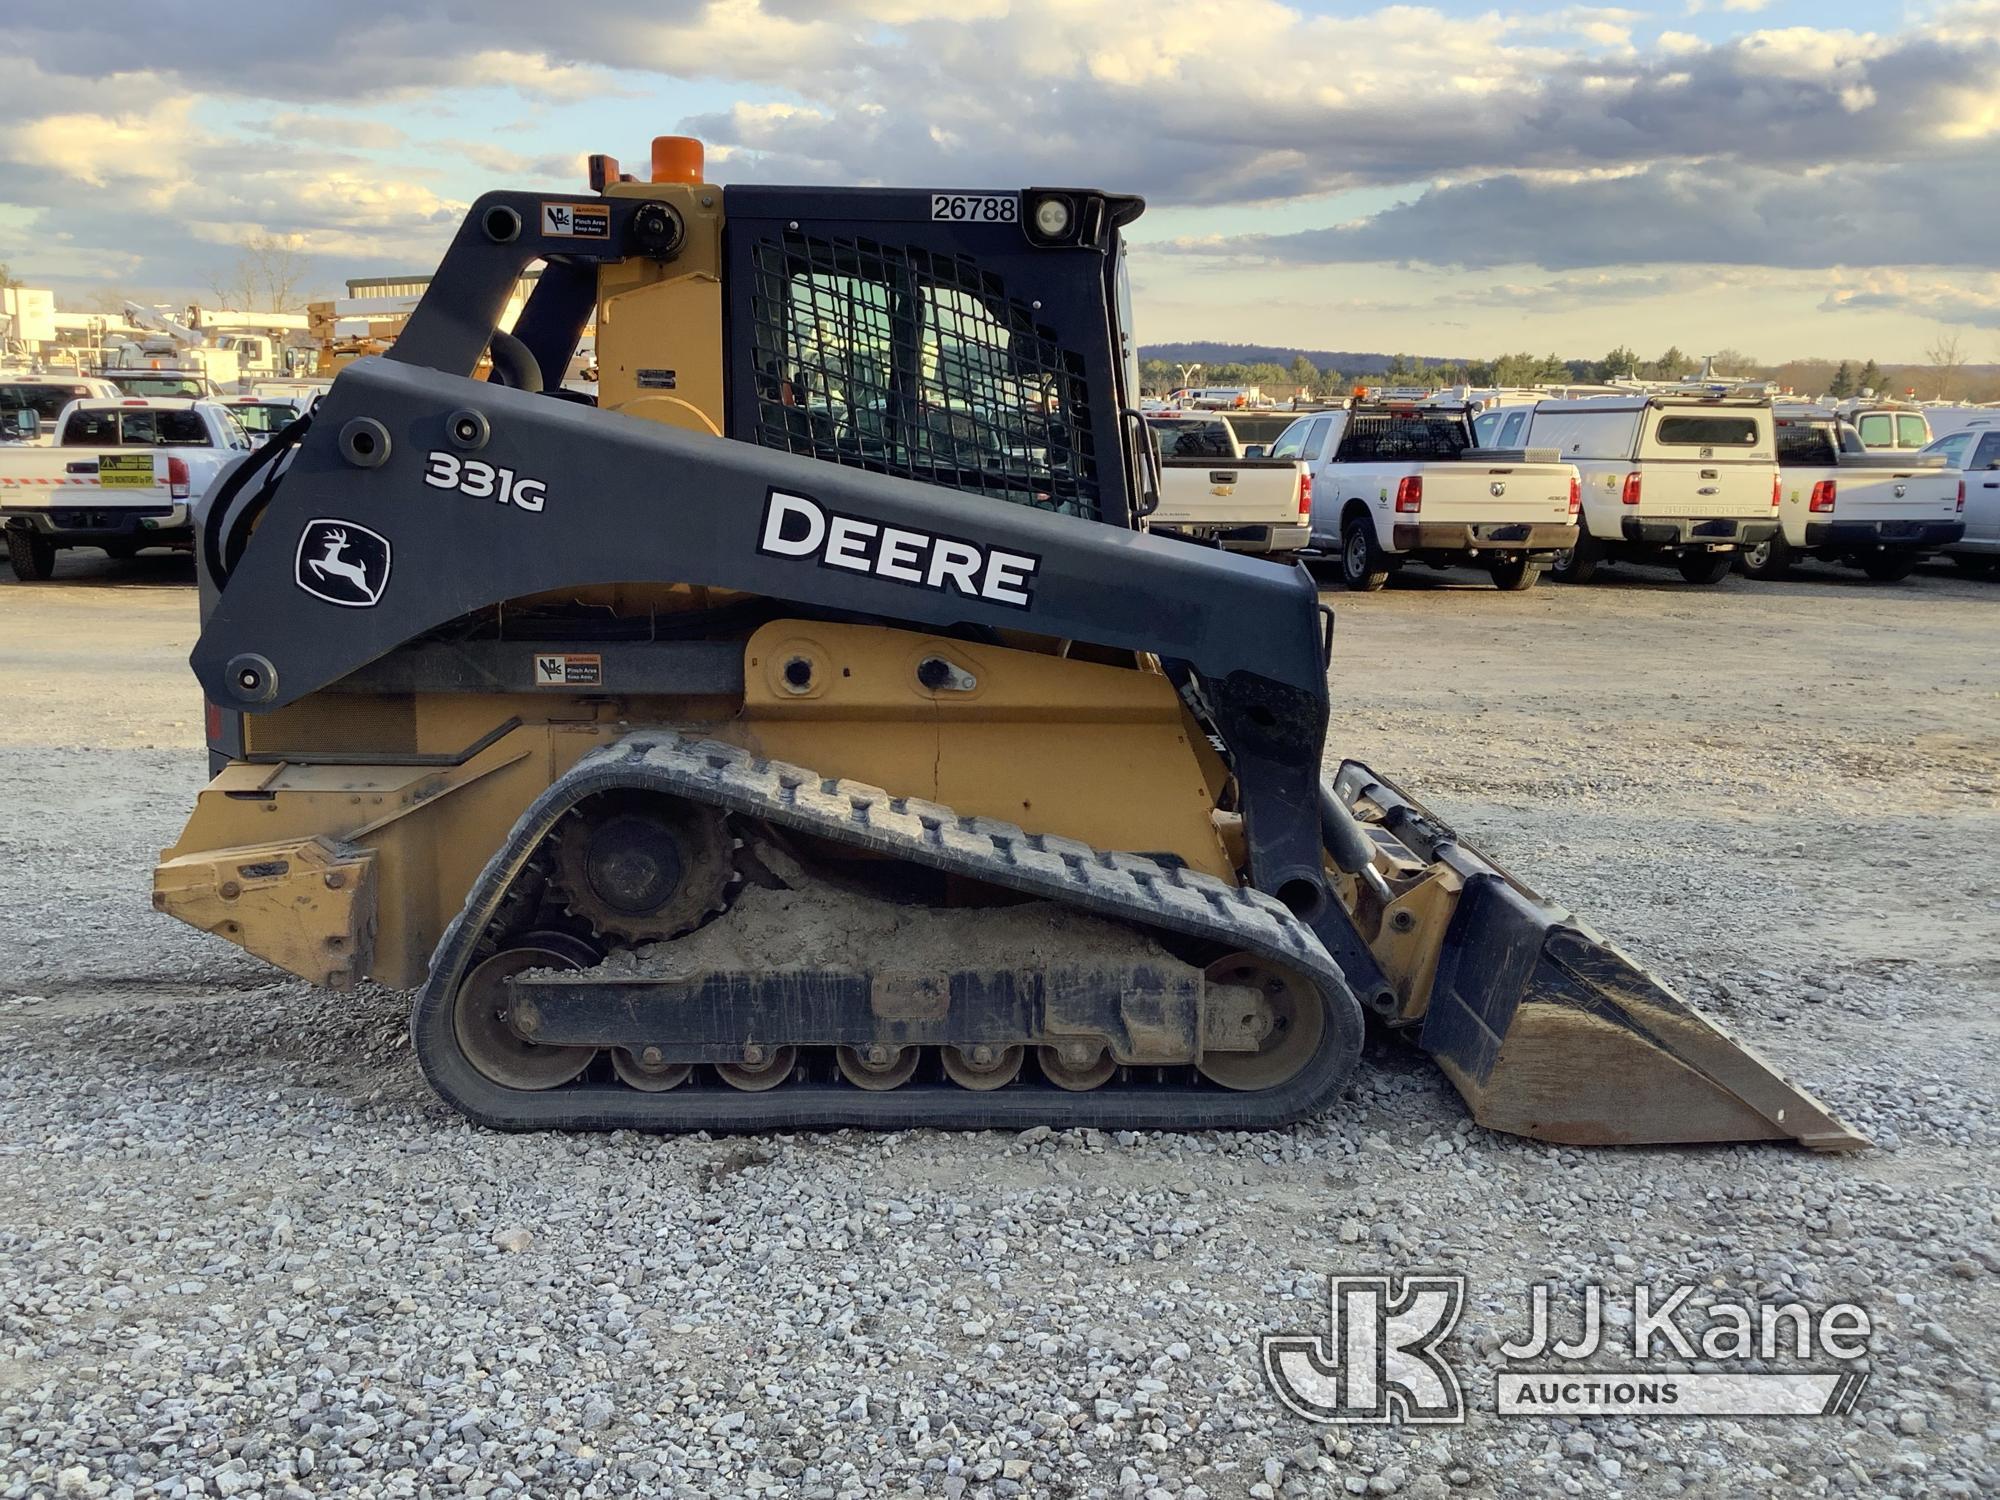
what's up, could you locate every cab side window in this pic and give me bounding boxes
[1472,411,1502,446]
[1973,432,2000,470]
[1928,434,1973,467]
[1272,417,1331,462]
[1500,410,1528,446]
[1268,419,1312,461]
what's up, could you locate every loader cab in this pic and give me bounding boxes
[386,140,1154,531]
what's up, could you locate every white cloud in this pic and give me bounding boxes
[1821,272,2000,330]
[265,115,410,152]
[5,0,2000,330]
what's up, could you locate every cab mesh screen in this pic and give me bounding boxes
[1774,421,1838,467]
[1336,411,1471,462]
[748,230,1099,518]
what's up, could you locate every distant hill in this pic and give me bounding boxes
[1139,342,1472,376]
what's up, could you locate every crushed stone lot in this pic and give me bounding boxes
[1,552,1996,1500]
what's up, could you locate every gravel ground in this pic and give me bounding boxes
[1,552,1996,1500]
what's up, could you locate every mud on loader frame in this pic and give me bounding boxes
[155,151,1861,1148]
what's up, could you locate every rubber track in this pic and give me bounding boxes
[411,732,1365,1132]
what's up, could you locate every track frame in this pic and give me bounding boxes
[412,732,1366,1131]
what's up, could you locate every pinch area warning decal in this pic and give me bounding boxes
[533,653,603,687]
[541,201,610,238]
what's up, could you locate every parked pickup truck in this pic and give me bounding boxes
[1524,396,1780,585]
[221,393,313,445]
[1739,405,1962,582]
[1,376,120,446]
[1273,402,1579,591]
[0,398,252,580]
[1922,424,2000,579]
[94,369,218,400]
[1146,413,1312,555]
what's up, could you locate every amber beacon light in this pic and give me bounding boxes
[650,135,705,184]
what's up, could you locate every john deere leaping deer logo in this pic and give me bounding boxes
[294,519,392,607]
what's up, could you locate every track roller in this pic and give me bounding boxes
[836,1045,921,1091]
[941,1044,1025,1091]
[1038,1042,1117,1091]
[715,1044,798,1092]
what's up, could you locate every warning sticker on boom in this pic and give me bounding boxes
[533,653,603,687]
[541,202,610,238]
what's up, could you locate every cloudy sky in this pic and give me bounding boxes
[2,1,1996,362]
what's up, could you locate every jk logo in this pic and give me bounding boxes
[1263,1275,1466,1425]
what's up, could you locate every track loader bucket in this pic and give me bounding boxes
[1335,763,1866,1152]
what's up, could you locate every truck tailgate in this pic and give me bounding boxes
[1154,458,1303,527]
[1813,460,1959,523]
[1412,460,1572,524]
[0,448,173,507]
[1640,460,1772,519]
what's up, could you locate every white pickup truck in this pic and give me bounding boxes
[1146,412,1312,555]
[1275,402,1579,591]
[1,376,120,446]
[0,398,252,580]
[1923,425,2000,579]
[1739,405,1962,582]
[1523,396,1781,585]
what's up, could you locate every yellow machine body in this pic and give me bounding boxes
[159,622,1233,990]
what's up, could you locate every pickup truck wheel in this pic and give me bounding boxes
[5,528,56,582]
[1738,533,1791,580]
[1340,513,1391,592]
[1488,557,1541,591]
[1859,553,1918,583]
[1548,530,1601,584]
[1675,550,1736,585]
[1949,554,1997,580]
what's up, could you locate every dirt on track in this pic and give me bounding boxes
[0,550,1995,1499]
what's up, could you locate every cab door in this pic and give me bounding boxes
[1966,431,2000,545]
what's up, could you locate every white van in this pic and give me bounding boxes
[1838,403,1931,453]
[1522,396,1780,585]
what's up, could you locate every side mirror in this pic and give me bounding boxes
[13,411,39,439]
[1243,444,1267,459]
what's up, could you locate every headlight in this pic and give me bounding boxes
[1032,196,1073,240]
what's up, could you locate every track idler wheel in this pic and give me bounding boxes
[551,794,730,945]
[1196,955,1325,1092]
[453,935,600,1091]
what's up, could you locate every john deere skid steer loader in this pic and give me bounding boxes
[153,139,1860,1147]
